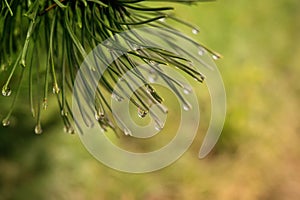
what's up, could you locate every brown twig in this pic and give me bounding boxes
[39,0,66,16]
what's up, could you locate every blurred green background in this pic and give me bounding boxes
[1,0,300,199]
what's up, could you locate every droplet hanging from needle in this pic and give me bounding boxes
[34,124,43,134]
[192,28,199,35]
[2,118,10,127]
[2,86,11,97]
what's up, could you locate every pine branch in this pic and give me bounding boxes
[0,0,220,134]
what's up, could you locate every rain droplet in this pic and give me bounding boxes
[193,73,205,83]
[198,48,205,56]
[212,55,219,60]
[2,86,11,97]
[146,85,154,93]
[183,86,192,94]
[63,126,68,133]
[124,128,132,136]
[148,69,158,83]
[154,121,164,131]
[138,107,148,118]
[77,21,82,29]
[20,59,26,68]
[34,124,43,134]
[0,64,7,71]
[52,84,60,94]
[95,112,105,121]
[149,60,157,66]
[159,17,166,22]
[192,28,199,35]
[42,99,48,110]
[112,92,124,102]
[199,74,205,82]
[64,126,75,134]
[61,110,68,116]
[160,104,169,114]
[183,102,192,111]
[2,118,10,127]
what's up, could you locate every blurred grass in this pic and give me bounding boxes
[1,0,300,199]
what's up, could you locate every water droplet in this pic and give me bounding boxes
[149,60,157,66]
[61,110,68,116]
[2,118,10,127]
[0,64,7,71]
[2,86,11,97]
[154,120,164,131]
[52,84,60,94]
[63,126,68,133]
[124,128,132,136]
[160,104,169,114]
[194,73,205,83]
[148,69,158,83]
[183,102,192,111]
[198,48,205,56]
[146,85,154,93]
[192,28,199,35]
[77,21,82,29]
[34,124,43,134]
[138,107,148,118]
[112,92,124,102]
[183,86,192,94]
[212,55,219,60]
[95,112,105,121]
[20,59,26,68]
[198,74,205,82]
[42,99,48,110]
[64,126,75,134]
[159,17,166,22]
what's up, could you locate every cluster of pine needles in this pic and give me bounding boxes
[0,0,220,134]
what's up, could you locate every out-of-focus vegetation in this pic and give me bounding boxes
[1,0,300,199]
